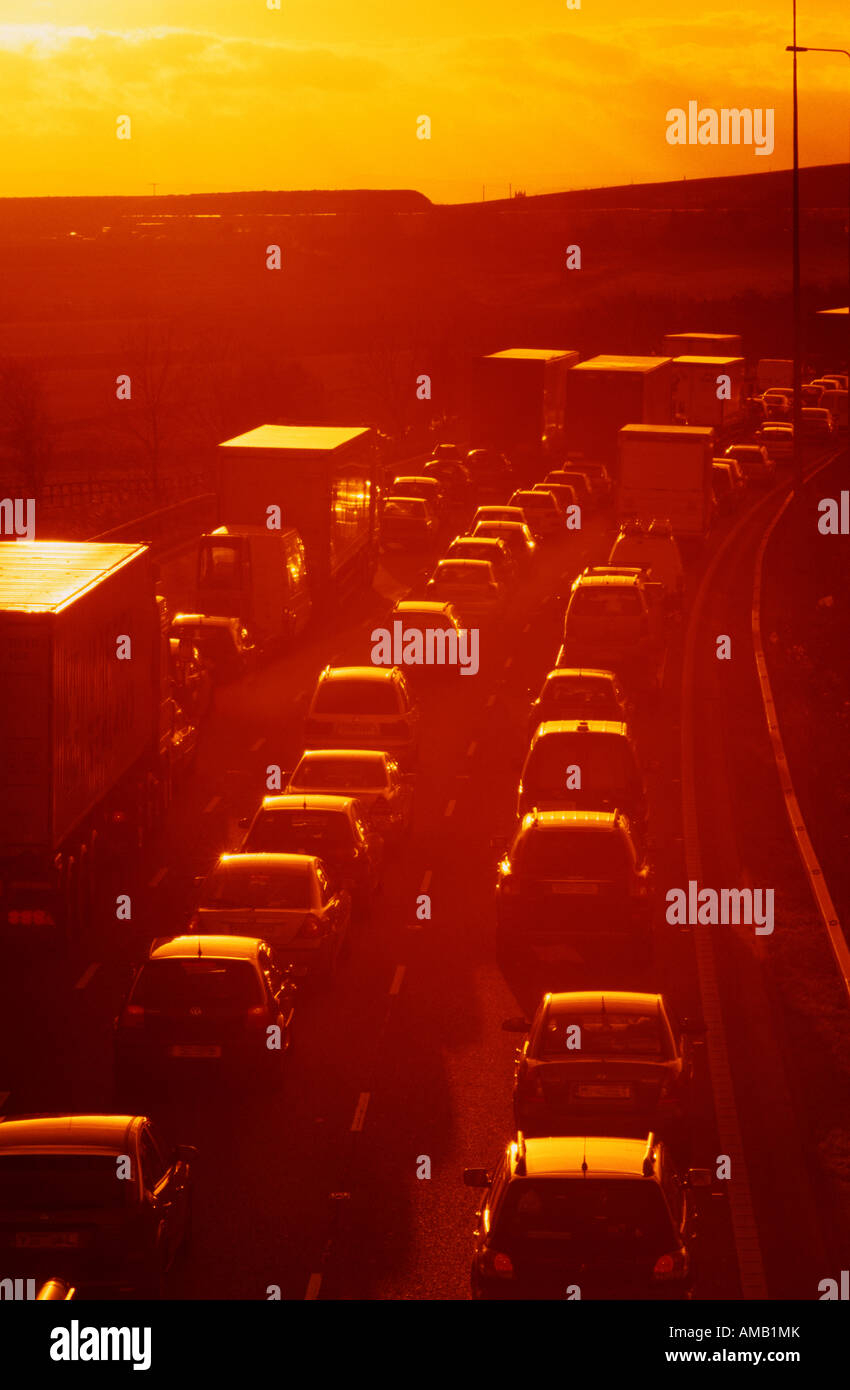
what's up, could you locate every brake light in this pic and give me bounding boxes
[482,1250,514,1278]
[296,913,327,939]
[652,1248,688,1281]
[7,909,55,926]
[121,1005,145,1029]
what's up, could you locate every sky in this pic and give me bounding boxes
[0,1,847,201]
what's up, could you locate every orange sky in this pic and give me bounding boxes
[0,1,847,201]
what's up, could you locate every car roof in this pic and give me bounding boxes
[545,990,664,1014]
[171,613,238,629]
[449,536,504,549]
[149,934,268,961]
[433,559,493,572]
[519,809,620,832]
[295,748,388,764]
[258,794,356,812]
[513,1134,657,1179]
[0,1114,140,1152]
[571,572,640,590]
[214,852,321,872]
[393,475,437,485]
[531,719,628,740]
[319,665,399,683]
[542,667,618,683]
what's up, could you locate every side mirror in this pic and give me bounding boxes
[174,1144,199,1165]
[684,1168,713,1189]
[463,1168,490,1188]
[502,1017,531,1033]
[237,816,250,829]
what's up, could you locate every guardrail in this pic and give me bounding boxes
[88,492,217,549]
[45,473,210,508]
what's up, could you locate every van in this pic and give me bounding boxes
[197,525,312,647]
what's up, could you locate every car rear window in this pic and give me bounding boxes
[132,959,263,1010]
[243,811,354,854]
[385,499,425,517]
[516,830,629,879]
[541,680,618,715]
[569,588,642,619]
[291,758,387,790]
[541,1010,669,1058]
[523,734,633,799]
[497,1179,673,1248]
[200,863,314,908]
[431,564,491,586]
[313,681,401,715]
[0,1153,133,1210]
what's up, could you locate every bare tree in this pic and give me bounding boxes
[115,321,185,496]
[0,358,53,501]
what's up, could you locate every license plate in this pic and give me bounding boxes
[576,1083,631,1099]
[170,1044,222,1058]
[16,1231,80,1249]
[551,882,598,895]
[338,722,377,736]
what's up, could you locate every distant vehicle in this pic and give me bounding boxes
[169,635,214,719]
[529,669,630,736]
[465,449,515,500]
[494,809,653,961]
[761,390,791,421]
[724,443,776,485]
[281,749,414,842]
[380,496,438,549]
[564,355,673,464]
[617,425,715,541]
[305,666,420,767]
[463,1131,708,1300]
[472,504,529,531]
[533,481,577,516]
[608,519,684,607]
[430,443,466,465]
[423,460,472,506]
[753,423,794,458]
[504,990,704,1138]
[720,454,746,493]
[447,534,517,585]
[516,720,646,835]
[392,476,447,519]
[239,794,383,911]
[425,558,504,623]
[0,1113,195,1298]
[116,934,298,1081]
[801,383,824,407]
[756,358,793,392]
[545,469,596,513]
[711,462,737,515]
[818,390,848,431]
[468,349,578,460]
[190,857,350,978]
[388,599,468,683]
[799,407,835,440]
[472,520,537,569]
[566,459,613,501]
[561,568,664,692]
[196,525,311,648]
[509,489,563,541]
[169,613,256,681]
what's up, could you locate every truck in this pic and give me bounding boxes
[467,348,580,477]
[616,424,715,541]
[195,524,312,648]
[0,542,195,938]
[662,332,743,358]
[756,359,793,391]
[564,356,673,464]
[671,356,746,428]
[215,424,379,607]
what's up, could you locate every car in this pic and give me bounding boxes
[239,794,383,909]
[608,519,684,608]
[516,720,646,837]
[464,1131,709,1300]
[799,407,835,440]
[115,934,298,1086]
[423,460,473,506]
[568,458,613,501]
[304,665,420,767]
[280,748,414,842]
[168,613,256,681]
[169,635,214,719]
[430,442,466,465]
[509,489,563,541]
[503,991,705,1138]
[465,448,514,499]
[425,559,504,623]
[188,856,350,977]
[494,809,653,960]
[392,475,447,519]
[544,469,596,512]
[471,504,529,532]
[447,534,517,585]
[761,388,792,419]
[388,599,468,682]
[472,520,537,569]
[380,496,438,549]
[0,1113,195,1298]
[801,383,824,406]
[753,423,794,459]
[724,443,776,484]
[529,668,630,736]
[561,569,663,692]
[533,481,577,518]
[819,389,848,431]
[711,461,736,515]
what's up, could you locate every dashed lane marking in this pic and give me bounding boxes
[250,738,266,752]
[148,866,168,888]
[350,1092,370,1132]
[74,963,99,991]
[444,799,456,818]
[203,795,221,814]
[304,1274,322,1300]
[418,869,432,894]
[389,965,406,996]
[466,741,477,758]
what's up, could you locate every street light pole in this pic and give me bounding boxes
[790,9,802,496]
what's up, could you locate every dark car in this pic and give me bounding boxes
[516,719,647,839]
[169,635,214,719]
[423,460,473,507]
[239,793,383,910]
[0,1113,195,1298]
[504,991,704,1138]
[527,668,631,740]
[447,534,517,585]
[380,496,438,550]
[464,1131,709,1300]
[115,935,297,1086]
[169,613,256,682]
[465,448,514,500]
[282,749,414,843]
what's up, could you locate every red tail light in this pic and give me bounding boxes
[296,913,327,939]
[653,1248,688,1281]
[121,1005,145,1029]
[7,909,55,926]
[482,1250,514,1278]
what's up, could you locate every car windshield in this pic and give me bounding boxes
[313,681,400,715]
[291,758,387,790]
[569,588,641,619]
[523,735,633,800]
[132,958,263,1009]
[0,1154,132,1210]
[497,1179,673,1249]
[541,1010,669,1058]
[432,564,491,587]
[516,830,629,879]
[243,811,353,854]
[396,611,455,632]
[200,862,315,907]
[540,681,618,715]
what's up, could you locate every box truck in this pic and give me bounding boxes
[0,542,195,937]
[468,348,579,474]
[757,359,793,391]
[564,356,673,464]
[616,425,715,540]
[196,524,312,648]
[662,332,743,358]
[671,356,745,428]
[215,424,378,607]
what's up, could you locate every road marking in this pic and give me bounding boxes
[250,737,266,752]
[466,741,477,758]
[148,866,168,888]
[74,963,99,991]
[504,656,513,669]
[203,795,221,814]
[304,1274,322,1300]
[350,1092,370,1132]
[419,869,432,894]
[486,693,496,708]
[389,965,405,996]
[0,1091,9,1110]
[522,622,530,633]
[444,799,456,818]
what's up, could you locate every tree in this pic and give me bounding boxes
[0,358,53,501]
